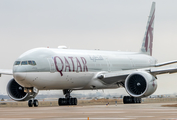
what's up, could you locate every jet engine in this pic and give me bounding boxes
[125,71,157,98]
[7,78,38,101]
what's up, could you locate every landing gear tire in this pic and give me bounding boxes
[28,99,39,107]
[58,98,77,106]
[71,98,75,105]
[28,100,33,107]
[58,89,78,106]
[74,98,77,105]
[33,99,39,107]
[123,96,141,104]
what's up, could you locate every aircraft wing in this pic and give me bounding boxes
[97,70,133,84]
[151,67,177,75]
[0,69,13,76]
[97,66,177,85]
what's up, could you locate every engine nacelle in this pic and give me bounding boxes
[125,71,157,98]
[7,78,38,101]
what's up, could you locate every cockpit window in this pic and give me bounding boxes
[28,60,36,65]
[14,61,21,65]
[28,61,32,65]
[32,61,36,65]
[14,60,36,66]
[21,61,28,65]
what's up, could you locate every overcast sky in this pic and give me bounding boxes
[0,0,177,96]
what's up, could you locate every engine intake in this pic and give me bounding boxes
[125,71,157,98]
[7,78,38,101]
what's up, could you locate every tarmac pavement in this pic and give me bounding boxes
[0,102,177,120]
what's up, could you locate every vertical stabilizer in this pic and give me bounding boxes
[141,2,155,56]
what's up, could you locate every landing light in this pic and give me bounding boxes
[29,89,32,93]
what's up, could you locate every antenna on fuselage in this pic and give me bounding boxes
[58,46,68,49]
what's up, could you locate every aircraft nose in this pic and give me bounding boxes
[13,72,26,81]
[13,66,27,81]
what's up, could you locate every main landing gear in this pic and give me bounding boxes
[123,96,141,104]
[58,89,77,106]
[28,99,39,107]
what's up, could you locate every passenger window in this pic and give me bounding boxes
[14,61,21,65]
[21,61,28,65]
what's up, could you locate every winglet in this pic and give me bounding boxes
[141,2,155,56]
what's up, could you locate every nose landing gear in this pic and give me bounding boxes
[58,89,77,106]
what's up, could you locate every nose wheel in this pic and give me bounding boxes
[28,99,39,107]
[58,89,78,106]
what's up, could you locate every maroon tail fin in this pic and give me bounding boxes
[141,2,155,56]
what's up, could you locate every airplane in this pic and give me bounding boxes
[1,2,177,107]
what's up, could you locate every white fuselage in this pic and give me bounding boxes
[13,48,156,90]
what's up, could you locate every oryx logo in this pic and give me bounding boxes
[144,9,155,56]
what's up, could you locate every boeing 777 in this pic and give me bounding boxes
[1,2,177,107]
